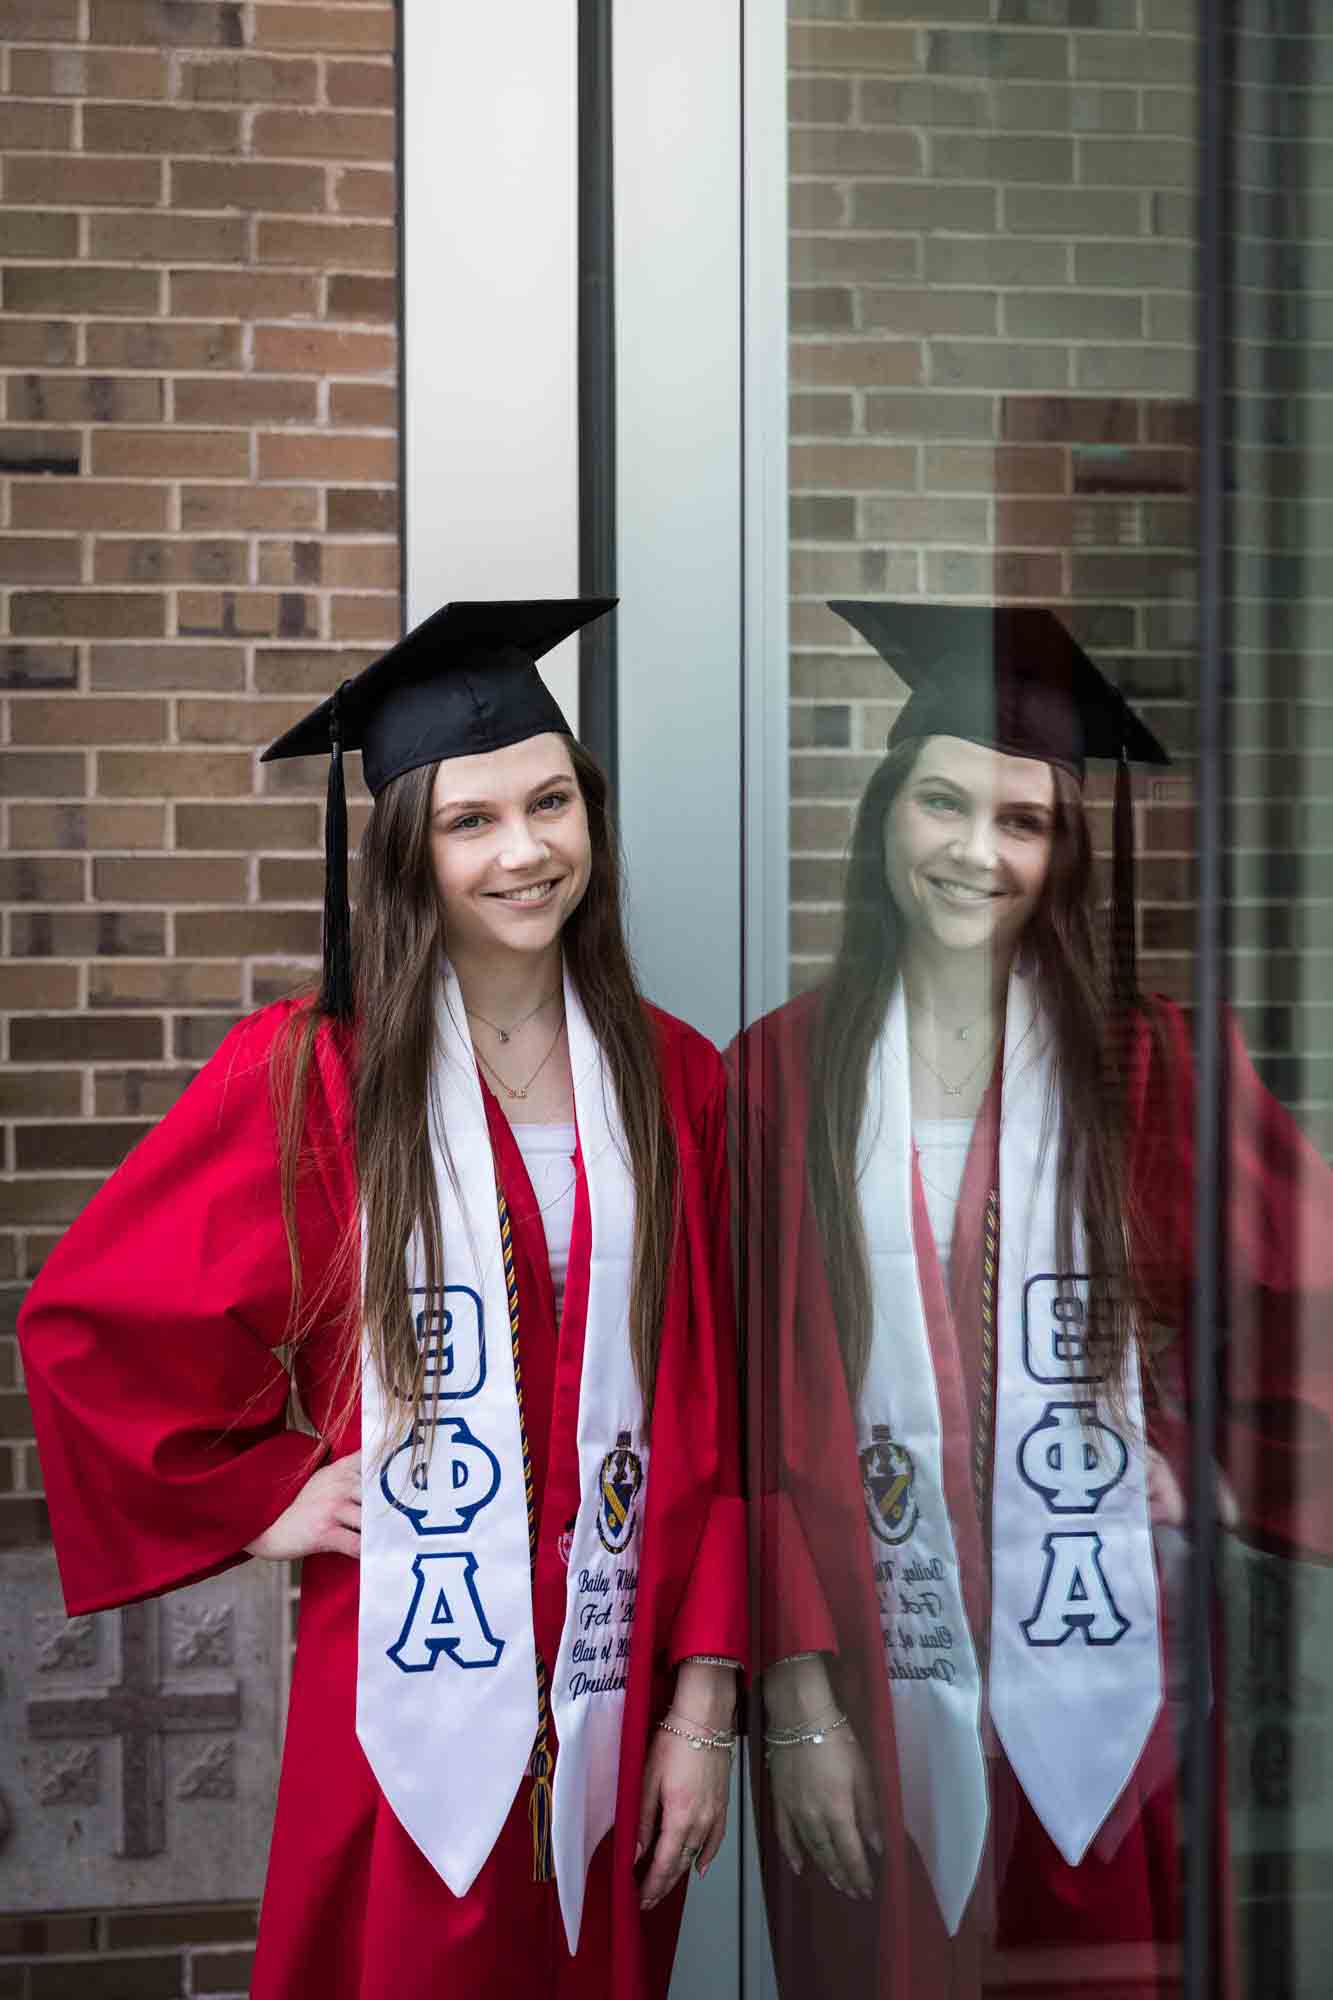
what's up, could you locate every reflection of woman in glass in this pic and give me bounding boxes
[20,600,746,2000]
[739,602,1333,1996]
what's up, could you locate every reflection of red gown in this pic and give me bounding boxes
[20,999,746,2000]
[734,990,1333,1998]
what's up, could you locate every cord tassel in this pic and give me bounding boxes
[319,680,354,1020]
[528,1736,554,1882]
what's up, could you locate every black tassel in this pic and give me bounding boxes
[1111,748,1138,1015]
[319,681,354,1021]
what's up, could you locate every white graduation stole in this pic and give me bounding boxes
[858,980,989,1936]
[988,971,1162,1866]
[859,972,1163,1929]
[356,962,643,1951]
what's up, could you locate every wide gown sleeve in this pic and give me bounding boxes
[727,1022,842,1671]
[1221,1014,1333,1558]
[664,1051,750,1674]
[18,1007,343,1616]
[1142,1001,1333,1561]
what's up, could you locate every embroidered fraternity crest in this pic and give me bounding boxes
[861,1424,919,1546]
[557,1515,577,1566]
[596,1431,643,1554]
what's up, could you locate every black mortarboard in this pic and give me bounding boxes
[826,601,1169,778]
[827,600,1170,1007]
[262,596,615,1019]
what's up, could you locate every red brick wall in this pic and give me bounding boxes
[1,2,398,1981]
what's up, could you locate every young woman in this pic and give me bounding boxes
[737,601,1333,1997]
[20,599,746,2000]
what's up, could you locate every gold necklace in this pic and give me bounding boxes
[473,1016,566,1102]
[465,986,558,1045]
[908,1024,1001,1100]
[903,989,993,1043]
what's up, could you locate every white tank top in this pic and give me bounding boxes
[511,1121,577,1323]
[912,1115,975,1277]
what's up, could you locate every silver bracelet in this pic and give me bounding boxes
[658,1716,737,1754]
[763,1710,850,1750]
[681,1654,743,1671]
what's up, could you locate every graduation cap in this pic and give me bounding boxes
[262,596,616,1019]
[827,600,1170,1007]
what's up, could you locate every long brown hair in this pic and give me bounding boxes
[807,738,1142,1405]
[274,738,678,1451]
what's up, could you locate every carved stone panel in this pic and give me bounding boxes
[1225,1537,1333,1849]
[0,1550,285,1911]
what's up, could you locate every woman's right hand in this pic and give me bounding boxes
[763,1654,881,1900]
[767,1726,881,1901]
[245,1450,362,1561]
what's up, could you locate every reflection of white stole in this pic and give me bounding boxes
[357,962,643,1952]
[859,972,1161,1932]
[988,972,1161,1866]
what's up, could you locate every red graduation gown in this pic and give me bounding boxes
[19,997,747,2000]
[734,989,1333,1999]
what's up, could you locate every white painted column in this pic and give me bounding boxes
[401,0,581,721]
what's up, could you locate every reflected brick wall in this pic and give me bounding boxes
[786,0,1201,1024]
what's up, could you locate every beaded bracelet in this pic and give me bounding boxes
[658,1715,738,1754]
[681,1654,743,1671]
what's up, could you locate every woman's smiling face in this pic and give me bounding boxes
[883,735,1056,960]
[428,732,591,964]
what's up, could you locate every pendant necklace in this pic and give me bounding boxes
[908,1023,1002,1100]
[473,1015,566,1102]
[465,985,558,1045]
[905,992,992,1044]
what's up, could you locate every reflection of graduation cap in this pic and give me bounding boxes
[827,601,1169,776]
[828,600,1169,1005]
[262,596,616,1019]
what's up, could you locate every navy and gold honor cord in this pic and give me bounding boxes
[497,1184,554,1883]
